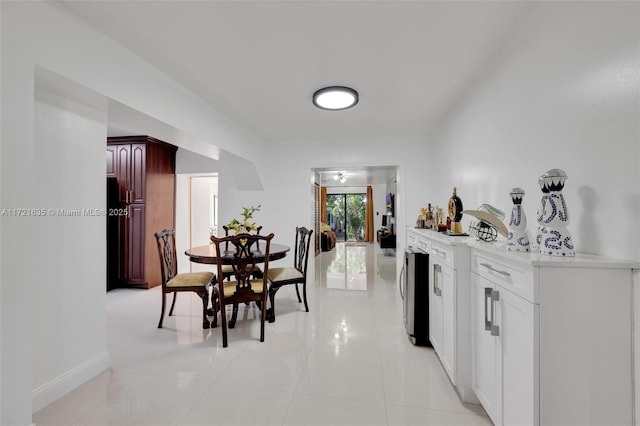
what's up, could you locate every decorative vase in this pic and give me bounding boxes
[448,187,464,234]
[537,169,574,257]
[507,187,530,252]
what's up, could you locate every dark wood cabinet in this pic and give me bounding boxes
[107,136,176,289]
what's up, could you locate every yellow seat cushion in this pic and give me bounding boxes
[267,267,303,282]
[221,279,265,297]
[320,224,332,232]
[166,271,214,288]
[220,264,261,274]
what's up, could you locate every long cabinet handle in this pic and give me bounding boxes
[480,262,511,277]
[433,263,442,296]
[399,263,405,300]
[484,287,492,331]
[490,290,500,336]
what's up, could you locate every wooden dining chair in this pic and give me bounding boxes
[219,225,263,280]
[266,226,313,322]
[154,229,218,329]
[210,232,274,347]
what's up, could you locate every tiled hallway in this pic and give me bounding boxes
[34,242,490,425]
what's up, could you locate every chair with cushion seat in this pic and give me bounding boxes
[219,225,263,280]
[155,229,218,329]
[266,226,313,322]
[217,225,263,328]
[210,232,274,347]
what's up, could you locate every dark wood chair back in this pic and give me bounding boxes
[154,229,214,329]
[210,232,274,347]
[293,227,313,276]
[155,229,178,284]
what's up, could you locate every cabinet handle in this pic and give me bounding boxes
[399,263,405,300]
[433,263,442,296]
[480,262,511,277]
[490,290,500,336]
[484,287,492,331]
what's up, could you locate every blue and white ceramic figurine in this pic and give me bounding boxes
[507,187,530,252]
[533,176,547,253]
[537,169,575,257]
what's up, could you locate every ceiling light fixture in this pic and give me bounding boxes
[313,86,359,111]
[333,173,346,183]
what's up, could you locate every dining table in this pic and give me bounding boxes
[184,242,290,265]
[185,241,290,325]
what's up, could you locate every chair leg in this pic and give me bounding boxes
[158,292,167,328]
[267,285,279,323]
[168,292,178,316]
[294,283,302,303]
[210,288,219,328]
[220,303,228,348]
[260,296,266,342]
[229,303,238,328]
[198,291,210,329]
[302,281,309,312]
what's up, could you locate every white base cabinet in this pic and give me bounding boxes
[470,242,636,426]
[407,228,477,403]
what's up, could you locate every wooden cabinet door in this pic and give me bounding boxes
[471,273,500,424]
[115,144,131,203]
[106,145,117,178]
[124,204,146,286]
[129,143,146,203]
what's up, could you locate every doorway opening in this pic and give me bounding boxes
[326,193,367,242]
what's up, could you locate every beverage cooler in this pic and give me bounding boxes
[400,247,431,346]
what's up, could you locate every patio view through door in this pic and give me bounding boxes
[326,193,367,242]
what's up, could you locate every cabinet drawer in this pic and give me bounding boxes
[407,232,417,249]
[416,238,429,253]
[471,251,535,303]
[430,240,454,269]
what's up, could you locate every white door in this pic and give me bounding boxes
[471,273,500,424]
[498,285,537,426]
[441,264,456,383]
[429,258,443,354]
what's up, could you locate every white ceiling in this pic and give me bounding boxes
[51,0,530,181]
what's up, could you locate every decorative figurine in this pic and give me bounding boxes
[533,176,547,253]
[448,187,464,234]
[537,169,574,257]
[464,204,508,242]
[507,188,530,252]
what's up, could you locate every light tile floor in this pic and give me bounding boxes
[34,242,491,426]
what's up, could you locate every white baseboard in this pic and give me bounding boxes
[32,351,110,413]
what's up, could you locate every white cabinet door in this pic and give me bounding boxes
[471,272,501,425]
[498,285,537,426]
[472,271,537,426]
[429,257,443,355]
[440,264,456,383]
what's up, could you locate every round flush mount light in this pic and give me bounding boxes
[313,86,359,111]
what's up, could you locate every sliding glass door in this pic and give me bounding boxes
[326,193,366,242]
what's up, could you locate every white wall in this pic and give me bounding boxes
[33,90,110,412]
[424,3,640,422]
[426,1,639,262]
[0,2,264,424]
